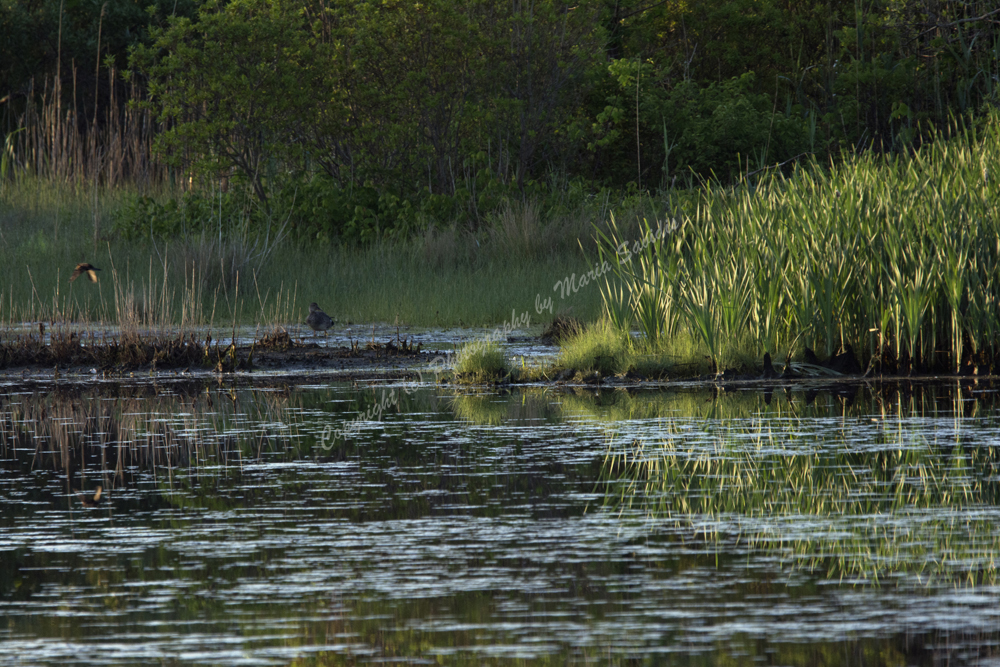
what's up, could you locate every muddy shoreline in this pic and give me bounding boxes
[1,338,996,390]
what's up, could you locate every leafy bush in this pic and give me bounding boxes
[113,164,618,248]
[271,176,457,245]
[112,190,251,241]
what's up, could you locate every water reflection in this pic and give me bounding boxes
[1,378,1000,665]
[599,400,1000,588]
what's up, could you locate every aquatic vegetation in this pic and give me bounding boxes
[552,316,707,379]
[595,113,1000,374]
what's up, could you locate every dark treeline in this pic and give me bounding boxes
[2,0,999,243]
[0,0,198,129]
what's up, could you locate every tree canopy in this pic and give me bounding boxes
[3,0,999,238]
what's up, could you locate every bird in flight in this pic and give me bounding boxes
[69,263,101,283]
[75,485,103,507]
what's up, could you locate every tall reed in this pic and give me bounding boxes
[7,68,163,188]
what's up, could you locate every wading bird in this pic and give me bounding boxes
[69,263,101,283]
[306,302,333,337]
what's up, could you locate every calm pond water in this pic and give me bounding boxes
[2,376,1000,665]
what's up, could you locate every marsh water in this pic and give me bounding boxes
[2,371,1000,665]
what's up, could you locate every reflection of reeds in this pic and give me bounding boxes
[451,394,509,426]
[0,383,298,481]
[558,383,854,424]
[451,389,559,426]
[599,384,1000,585]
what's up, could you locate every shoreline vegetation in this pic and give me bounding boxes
[587,114,1000,379]
[3,113,1000,380]
[462,112,1000,383]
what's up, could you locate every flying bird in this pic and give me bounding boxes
[74,485,103,507]
[306,302,333,336]
[69,263,101,283]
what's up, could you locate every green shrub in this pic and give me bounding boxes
[112,190,250,241]
[112,168,620,248]
[594,68,811,186]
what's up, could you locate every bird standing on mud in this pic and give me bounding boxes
[69,263,101,283]
[306,302,333,337]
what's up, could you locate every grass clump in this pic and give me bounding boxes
[453,340,511,383]
[555,320,630,377]
[554,319,696,379]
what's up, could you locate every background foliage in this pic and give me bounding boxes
[2,0,999,243]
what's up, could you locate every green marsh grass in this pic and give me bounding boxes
[554,317,710,378]
[0,77,652,333]
[0,76,628,332]
[595,113,1000,374]
[0,176,610,333]
[555,320,630,376]
[453,339,511,382]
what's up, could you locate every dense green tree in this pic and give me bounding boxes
[132,0,317,202]
[135,0,603,197]
[298,0,603,192]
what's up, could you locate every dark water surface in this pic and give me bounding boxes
[2,377,1000,665]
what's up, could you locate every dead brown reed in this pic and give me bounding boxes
[11,68,163,187]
